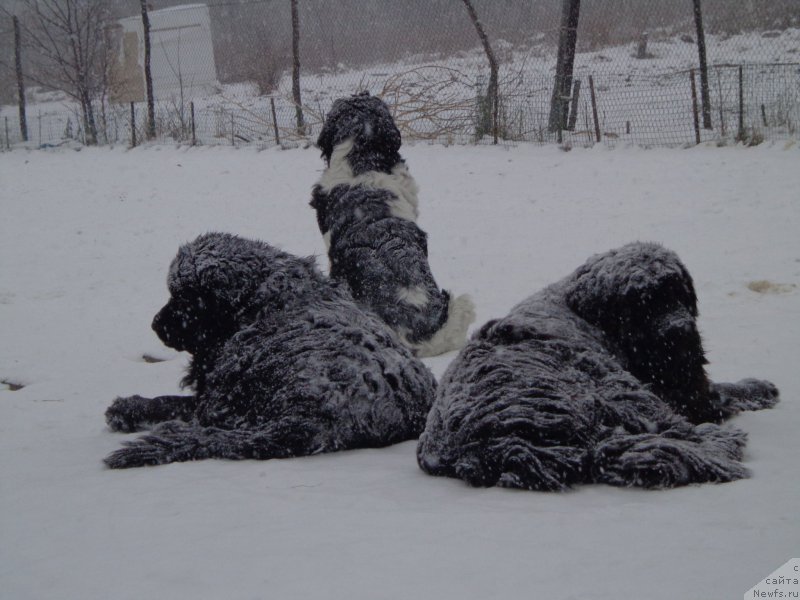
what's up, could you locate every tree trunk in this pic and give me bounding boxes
[80,87,99,145]
[549,0,581,133]
[291,0,305,136]
[13,16,28,142]
[140,0,156,139]
[461,0,499,144]
[692,0,713,129]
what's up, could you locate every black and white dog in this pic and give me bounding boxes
[417,242,779,490]
[311,92,474,357]
[104,232,436,468]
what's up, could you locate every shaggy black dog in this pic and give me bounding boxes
[417,242,779,490]
[310,92,475,357]
[104,232,436,468]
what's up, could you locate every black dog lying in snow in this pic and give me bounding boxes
[417,242,779,490]
[104,232,436,468]
[311,92,475,357]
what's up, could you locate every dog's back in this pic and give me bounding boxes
[104,233,437,468]
[312,93,475,357]
[417,242,778,490]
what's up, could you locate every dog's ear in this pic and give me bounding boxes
[316,98,350,163]
[316,118,335,164]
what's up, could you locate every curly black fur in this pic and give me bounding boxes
[104,232,436,469]
[417,242,779,490]
[316,91,402,176]
[310,92,474,357]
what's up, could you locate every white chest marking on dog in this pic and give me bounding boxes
[316,138,420,223]
[322,230,332,251]
[397,285,430,308]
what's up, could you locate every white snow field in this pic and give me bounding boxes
[1,141,798,600]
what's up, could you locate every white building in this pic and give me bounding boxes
[112,4,219,103]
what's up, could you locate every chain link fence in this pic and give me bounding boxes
[1,0,798,150]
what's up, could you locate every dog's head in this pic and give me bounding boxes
[316,92,402,175]
[564,242,703,386]
[152,232,321,354]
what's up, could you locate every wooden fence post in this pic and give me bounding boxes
[130,102,136,148]
[190,102,196,146]
[690,69,701,144]
[737,65,745,141]
[568,79,581,131]
[588,75,601,143]
[270,97,281,146]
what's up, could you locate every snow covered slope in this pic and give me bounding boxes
[1,141,798,599]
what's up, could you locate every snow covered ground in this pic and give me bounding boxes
[1,140,798,599]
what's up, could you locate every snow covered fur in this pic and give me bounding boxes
[417,242,779,490]
[311,92,475,357]
[104,232,436,468]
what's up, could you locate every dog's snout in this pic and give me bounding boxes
[151,303,171,340]
[151,300,191,351]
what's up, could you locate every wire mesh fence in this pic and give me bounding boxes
[1,0,798,150]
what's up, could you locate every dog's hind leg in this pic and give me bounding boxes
[105,395,199,432]
[591,424,749,488]
[103,418,323,468]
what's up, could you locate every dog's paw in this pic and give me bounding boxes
[105,395,151,432]
[104,441,164,469]
[713,379,780,412]
[104,423,190,468]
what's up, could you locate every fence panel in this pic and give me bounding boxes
[1,1,798,149]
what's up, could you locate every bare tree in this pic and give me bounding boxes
[139,0,155,139]
[460,0,498,144]
[549,0,581,133]
[14,15,28,142]
[291,0,305,136]
[692,0,712,129]
[3,0,112,145]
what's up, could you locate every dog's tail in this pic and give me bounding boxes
[412,293,476,358]
[104,418,321,469]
